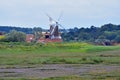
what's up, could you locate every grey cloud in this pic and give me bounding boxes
[0,0,119,28]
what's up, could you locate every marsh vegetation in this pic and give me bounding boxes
[0,42,120,80]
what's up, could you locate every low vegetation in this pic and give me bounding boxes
[1,74,120,80]
[0,42,120,79]
[0,42,120,65]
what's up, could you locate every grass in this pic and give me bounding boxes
[0,42,120,79]
[44,75,120,80]
[0,74,120,80]
[0,42,120,65]
[0,35,5,40]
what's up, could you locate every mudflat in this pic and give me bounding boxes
[0,64,119,79]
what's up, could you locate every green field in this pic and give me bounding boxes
[0,42,120,80]
[0,42,120,65]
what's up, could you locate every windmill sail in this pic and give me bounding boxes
[47,15,61,39]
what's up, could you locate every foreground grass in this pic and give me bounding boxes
[1,74,120,80]
[44,75,120,80]
[0,42,120,79]
[0,42,120,65]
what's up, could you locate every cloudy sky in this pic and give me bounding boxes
[0,0,119,29]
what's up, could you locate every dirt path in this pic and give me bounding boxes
[0,64,120,79]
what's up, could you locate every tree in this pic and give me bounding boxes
[61,23,120,42]
[114,35,120,43]
[101,23,117,31]
[33,27,42,41]
[0,26,33,34]
[5,30,26,42]
[103,31,117,41]
[78,32,91,41]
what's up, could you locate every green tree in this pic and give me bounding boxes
[101,23,117,31]
[5,30,26,42]
[78,32,91,41]
[33,27,42,41]
[103,31,117,41]
[114,35,120,43]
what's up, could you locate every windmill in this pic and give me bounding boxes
[46,14,65,40]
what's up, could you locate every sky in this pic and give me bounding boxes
[0,0,120,29]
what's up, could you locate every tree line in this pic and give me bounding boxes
[0,23,120,44]
[62,23,120,44]
[0,26,33,34]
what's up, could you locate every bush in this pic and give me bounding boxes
[4,30,26,42]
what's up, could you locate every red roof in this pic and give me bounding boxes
[37,38,62,43]
[26,34,34,42]
[26,34,62,43]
